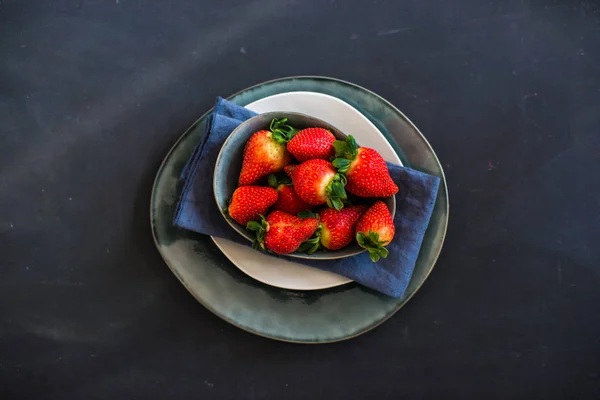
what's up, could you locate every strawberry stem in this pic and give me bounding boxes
[333,135,359,159]
[268,172,291,189]
[269,118,298,144]
[332,158,351,173]
[297,225,322,254]
[246,215,269,252]
[356,231,390,262]
[222,198,232,215]
[267,174,278,188]
[326,173,348,211]
[297,210,317,219]
[332,135,359,173]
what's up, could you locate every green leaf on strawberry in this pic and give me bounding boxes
[267,173,278,188]
[297,225,322,255]
[332,157,351,173]
[325,173,347,211]
[268,172,292,189]
[356,231,390,262]
[297,236,320,255]
[246,215,268,252]
[333,135,359,159]
[297,210,317,219]
[269,118,299,143]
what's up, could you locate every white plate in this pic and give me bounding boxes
[211,91,403,291]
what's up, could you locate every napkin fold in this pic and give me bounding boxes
[174,97,440,298]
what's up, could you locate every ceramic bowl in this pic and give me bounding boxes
[213,111,396,260]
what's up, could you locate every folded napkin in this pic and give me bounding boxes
[174,97,440,298]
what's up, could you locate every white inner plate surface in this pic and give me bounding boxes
[211,91,403,291]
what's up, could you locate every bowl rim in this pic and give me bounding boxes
[212,110,397,260]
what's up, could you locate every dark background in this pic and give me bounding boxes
[1,0,599,398]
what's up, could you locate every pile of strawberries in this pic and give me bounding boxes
[225,118,398,262]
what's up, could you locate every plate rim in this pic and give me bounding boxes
[211,237,354,290]
[150,76,449,343]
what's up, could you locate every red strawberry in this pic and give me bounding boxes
[247,211,319,255]
[227,186,278,225]
[290,159,348,210]
[238,118,297,186]
[332,135,398,197]
[287,127,336,161]
[268,174,312,215]
[355,201,395,262]
[319,205,367,250]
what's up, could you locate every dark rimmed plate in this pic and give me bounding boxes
[150,76,448,343]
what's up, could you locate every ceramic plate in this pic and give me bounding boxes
[151,76,448,343]
[212,92,403,291]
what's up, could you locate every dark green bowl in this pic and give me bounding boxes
[213,111,396,260]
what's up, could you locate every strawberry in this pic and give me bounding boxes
[318,205,367,250]
[247,211,319,255]
[290,159,348,210]
[226,186,278,226]
[268,174,312,215]
[332,135,399,197]
[238,118,297,186]
[355,201,395,262]
[287,127,336,161]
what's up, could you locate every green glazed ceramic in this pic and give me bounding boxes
[213,111,396,260]
[151,76,449,343]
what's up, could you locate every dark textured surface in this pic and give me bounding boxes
[1,0,599,398]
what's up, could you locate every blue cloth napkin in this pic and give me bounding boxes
[174,97,440,298]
